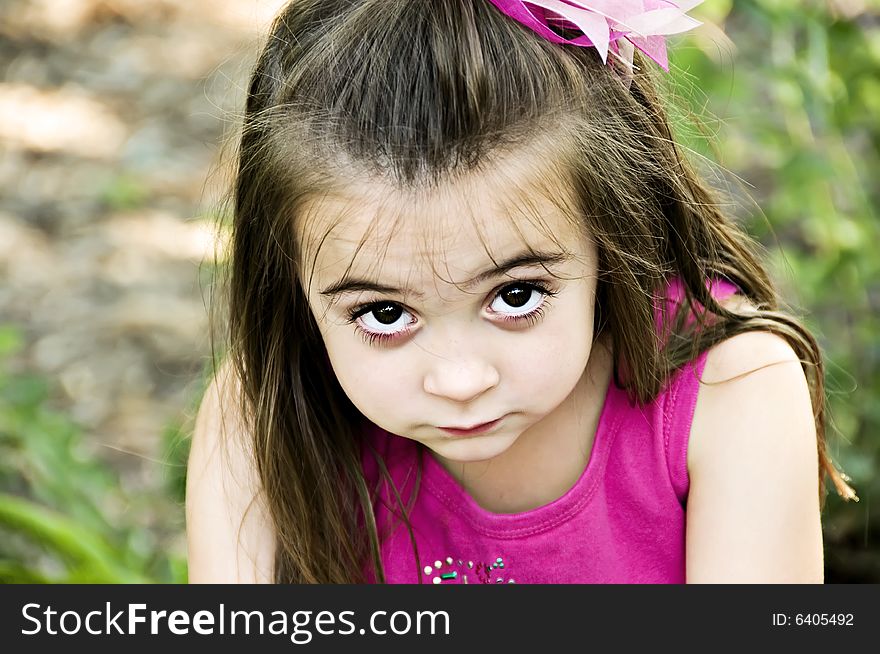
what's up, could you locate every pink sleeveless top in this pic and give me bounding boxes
[361,278,737,584]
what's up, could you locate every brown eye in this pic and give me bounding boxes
[499,285,531,308]
[354,302,414,338]
[489,282,550,318]
[372,303,403,325]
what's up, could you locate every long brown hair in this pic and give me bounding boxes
[220,0,856,583]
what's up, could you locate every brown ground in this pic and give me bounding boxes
[0,0,290,561]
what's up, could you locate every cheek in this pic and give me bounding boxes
[510,334,591,400]
[508,293,595,400]
[323,333,416,423]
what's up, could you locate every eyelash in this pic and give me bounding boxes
[358,329,399,348]
[345,281,558,346]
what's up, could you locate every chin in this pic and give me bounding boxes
[427,431,519,464]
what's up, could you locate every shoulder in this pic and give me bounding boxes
[690,327,811,472]
[685,298,823,582]
[693,293,807,411]
[186,360,276,583]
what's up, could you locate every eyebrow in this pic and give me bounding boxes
[319,250,572,299]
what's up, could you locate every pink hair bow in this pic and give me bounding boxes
[486,0,703,71]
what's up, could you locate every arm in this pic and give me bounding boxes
[686,330,824,583]
[185,363,276,583]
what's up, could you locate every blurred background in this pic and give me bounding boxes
[0,0,877,583]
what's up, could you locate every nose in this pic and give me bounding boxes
[423,356,500,403]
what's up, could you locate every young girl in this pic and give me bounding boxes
[186,0,857,584]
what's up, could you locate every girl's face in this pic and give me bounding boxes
[299,169,601,465]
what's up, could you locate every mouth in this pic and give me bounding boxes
[438,417,503,437]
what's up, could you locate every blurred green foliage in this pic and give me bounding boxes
[671,0,879,580]
[98,173,151,212]
[0,325,188,583]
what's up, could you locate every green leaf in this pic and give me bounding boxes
[0,494,151,584]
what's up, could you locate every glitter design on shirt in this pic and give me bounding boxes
[423,555,515,584]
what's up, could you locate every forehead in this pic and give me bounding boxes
[296,159,586,291]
